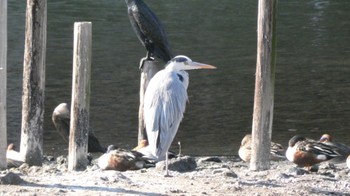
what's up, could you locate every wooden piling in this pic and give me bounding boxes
[250,0,277,171]
[0,0,7,170]
[20,0,47,166]
[68,22,92,171]
[138,60,159,143]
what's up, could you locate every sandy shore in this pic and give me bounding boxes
[1,155,350,195]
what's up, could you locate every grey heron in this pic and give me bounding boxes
[137,55,216,176]
[52,103,107,153]
[124,0,173,68]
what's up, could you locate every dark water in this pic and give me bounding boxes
[6,0,350,157]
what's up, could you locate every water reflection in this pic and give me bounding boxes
[6,0,350,157]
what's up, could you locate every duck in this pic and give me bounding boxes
[319,133,350,163]
[52,103,107,153]
[6,143,24,168]
[98,145,155,171]
[238,134,286,162]
[286,135,342,168]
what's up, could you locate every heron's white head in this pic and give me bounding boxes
[165,55,216,71]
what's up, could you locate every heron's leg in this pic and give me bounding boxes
[178,141,182,157]
[164,151,172,177]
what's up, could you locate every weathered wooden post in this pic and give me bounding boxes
[0,0,7,170]
[250,0,277,171]
[68,22,92,171]
[138,60,159,143]
[20,0,47,166]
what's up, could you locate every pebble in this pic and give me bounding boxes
[0,172,24,185]
[273,172,293,180]
[44,155,55,162]
[286,167,309,175]
[212,168,238,178]
[156,156,197,172]
[198,157,222,163]
[56,156,67,165]
[212,168,226,175]
[224,171,238,178]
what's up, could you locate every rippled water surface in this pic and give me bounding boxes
[6,0,350,156]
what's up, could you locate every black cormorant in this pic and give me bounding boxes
[125,0,173,68]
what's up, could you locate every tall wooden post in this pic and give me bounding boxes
[20,0,47,166]
[138,60,159,143]
[250,0,277,171]
[68,22,92,171]
[0,0,7,170]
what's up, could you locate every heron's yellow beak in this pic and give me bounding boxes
[190,62,217,69]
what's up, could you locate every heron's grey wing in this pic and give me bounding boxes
[144,71,187,159]
[157,72,188,157]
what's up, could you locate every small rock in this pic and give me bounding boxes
[224,171,238,178]
[169,189,186,193]
[221,164,230,169]
[44,155,55,162]
[320,171,335,178]
[212,168,226,174]
[28,166,41,174]
[56,156,67,165]
[212,168,237,177]
[56,189,67,194]
[0,172,24,185]
[140,169,147,173]
[274,173,293,179]
[198,157,222,163]
[309,165,319,172]
[157,156,197,172]
[319,162,336,170]
[286,167,309,175]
